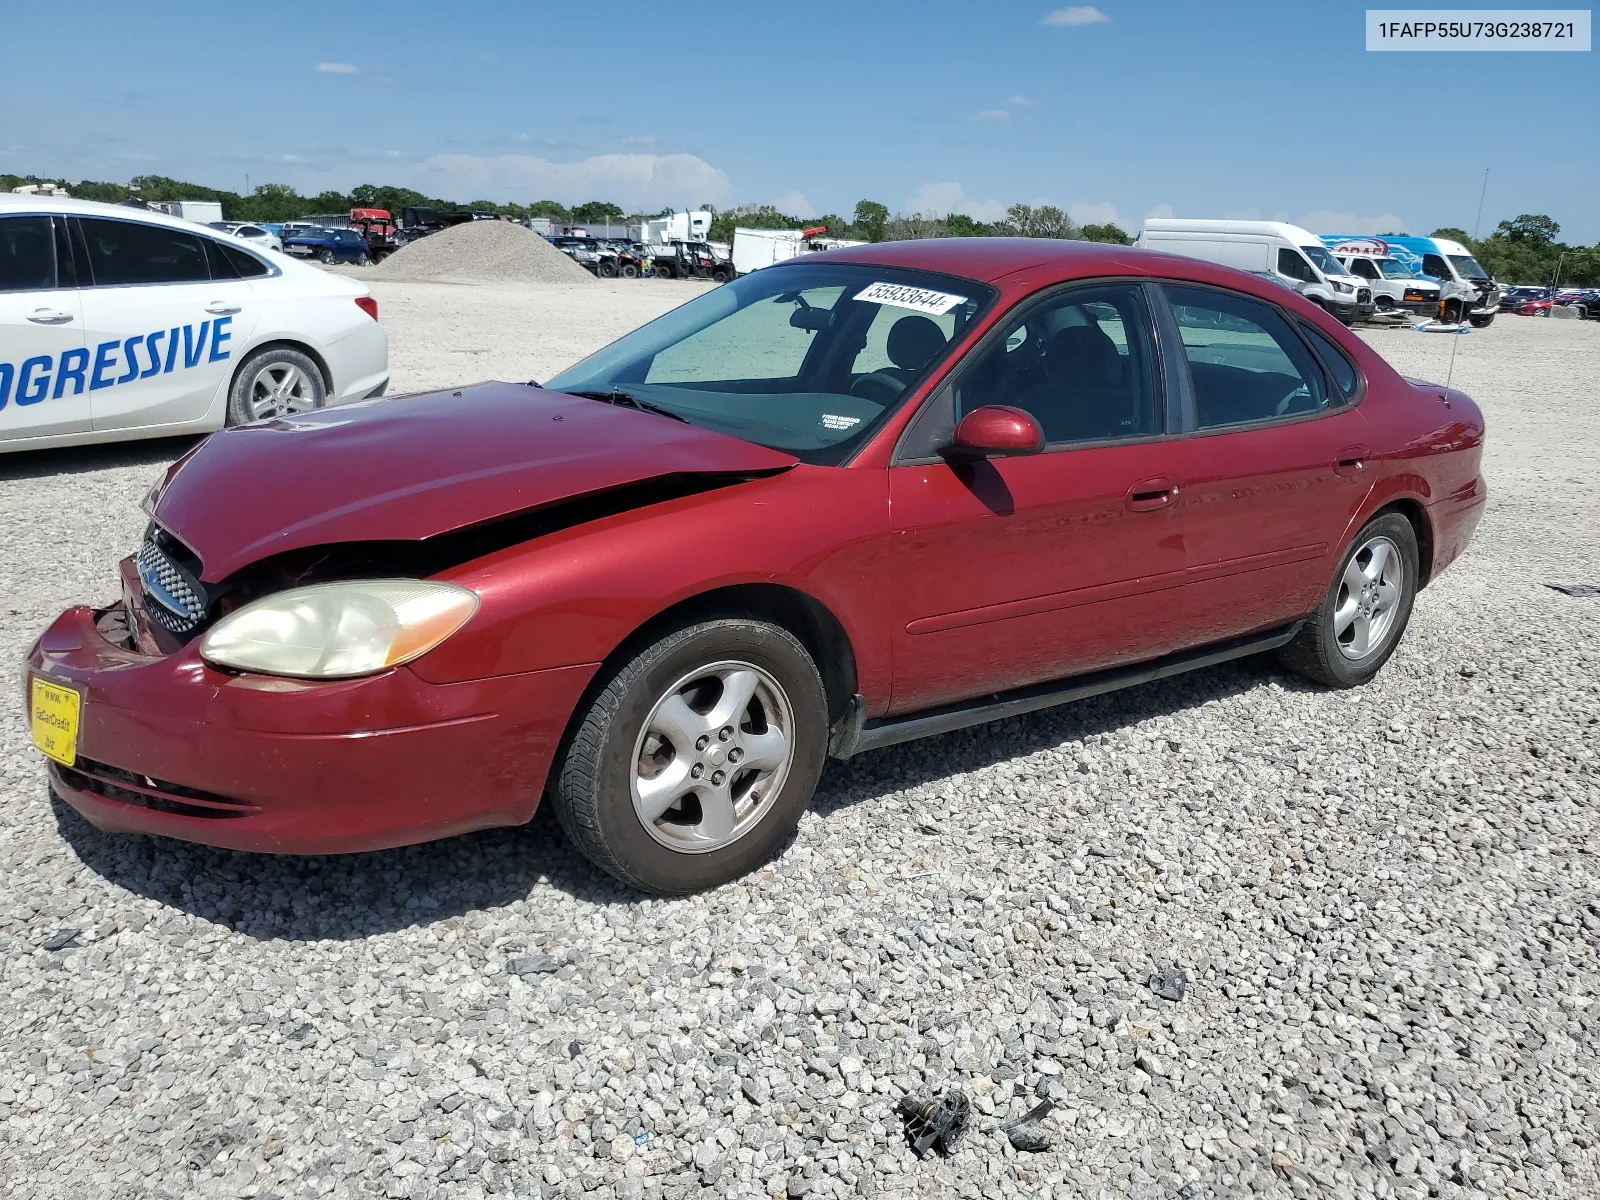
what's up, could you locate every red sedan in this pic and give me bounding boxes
[28,239,1486,894]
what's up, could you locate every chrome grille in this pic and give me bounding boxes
[135,535,208,634]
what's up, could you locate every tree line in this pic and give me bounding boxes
[1428,215,1599,287]
[6,172,1592,282]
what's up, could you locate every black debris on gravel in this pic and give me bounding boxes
[898,1090,971,1158]
[40,928,79,952]
[1546,583,1600,597]
[1149,965,1188,1002]
[1002,1099,1056,1152]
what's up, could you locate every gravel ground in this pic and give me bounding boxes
[1,304,1596,1200]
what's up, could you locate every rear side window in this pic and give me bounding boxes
[1164,285,1329,427]
[77,217,210,286]
[205,237,271,280]
[0,215,57,292]
[1299,324,1360,400]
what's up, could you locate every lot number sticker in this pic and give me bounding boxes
[854,282,968,316]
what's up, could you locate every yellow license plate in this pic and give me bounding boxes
[30,678,80,767]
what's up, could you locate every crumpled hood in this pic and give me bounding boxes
[148,382,798,583]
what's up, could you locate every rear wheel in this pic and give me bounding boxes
[619,263,639,279]
[226,347,326,426]
[655,263,675,279]
[318,249,336,265]
[597,261,617,279]
[1276,513,1418,688]
[550,618,828,895]
[711,268,731,284]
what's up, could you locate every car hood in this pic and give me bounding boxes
[147,382,798,583]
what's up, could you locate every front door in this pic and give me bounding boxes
[0,213,89,441]
[72,215,257,432]
[887,282,1193,714]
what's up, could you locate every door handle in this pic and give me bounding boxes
[204,302,242,315]
[1334,445,1370,477]
[26,309,74,325]
[1126,476,1180,512]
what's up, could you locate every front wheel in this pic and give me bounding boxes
[1276,513,1418,688]
[1469,312,1495,328]
[318,249,336,265]
[654,264,675,279]
[1442,300,1464,324]
[550,619,829,895]
[619,263,638,279]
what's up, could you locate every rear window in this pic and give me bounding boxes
[1299,324,1361,400]
[205,237,272,279]
[77,216,210,286]
[0,214,57,292]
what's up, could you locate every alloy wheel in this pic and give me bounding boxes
[1333,535,1404,660]
[630,660,795,853]
[246,363,318,421]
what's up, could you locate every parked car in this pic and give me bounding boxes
[0,193,387,453]
[282,227,372,265]
[1325,240,1441,317]
[652,239,733,282]
[26,239,1485,894]
[1324,233,1500,327]
[207,221,283,254]
[1499,286,1554,316]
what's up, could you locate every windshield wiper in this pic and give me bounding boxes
[567,388,688,423]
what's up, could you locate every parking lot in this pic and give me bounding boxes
[2,289,1597,1199]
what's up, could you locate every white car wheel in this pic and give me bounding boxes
[228,348,326,425]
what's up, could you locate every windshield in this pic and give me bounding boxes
[1299,245,1344,277]
[1377,258,1417,279]
[544,261,996,465]
[1449,254,1489,280]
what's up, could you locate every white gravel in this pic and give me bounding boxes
[1,303,1597,1200]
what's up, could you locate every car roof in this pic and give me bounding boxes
[0,191,229,235]
[804,237,1160,284]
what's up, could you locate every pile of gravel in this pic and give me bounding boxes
[376,220,594,285]
[1,318,1598,1199]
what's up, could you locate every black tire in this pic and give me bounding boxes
[225,346,327,426]
[318,249,336,265]
[655,264,674,279]
[619,263,638,279]
[550,618,829,895]
[1443,300,1464,324]
[1276,513,1419,689]
[1469,312,1495,328]
[597,261,617,279]
[711,269,731,284]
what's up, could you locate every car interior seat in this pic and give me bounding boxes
[883,315,948,384]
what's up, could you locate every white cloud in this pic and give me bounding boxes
[1009,95,1037,106]
[314,62,360,75]
[1067,202,1126,228]
[972,108,1011,122]
[771,191,816,218]
[1145,202,1174,219]
[905,182,1008,224]
[1296,209,1408,235]
[409,152,734,211]
[383,149,405,159]
[625,135,657,145]
[280,154,309,165]
[1043,6,1108,26]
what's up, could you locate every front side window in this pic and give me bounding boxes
[0,215,57,292]
[545,262,996,464]
[954,283,1162,444]
[1165,285,1330,427]
[1300,244,1343,277]
[1277,248,1317,283]
[1421,253,1451,279]
[1348,259,1379,280]
[1449,254,1489,281]
[77,217,209,286]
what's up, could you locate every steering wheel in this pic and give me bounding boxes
[1274,385,1312,417]
[848,371,907,403]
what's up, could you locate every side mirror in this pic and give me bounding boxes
[947,405,1044,459]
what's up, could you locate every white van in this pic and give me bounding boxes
[1318,233,1499,326]
[1135,219,1374,324]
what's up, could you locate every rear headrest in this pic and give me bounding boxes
[1046,324,1119,388]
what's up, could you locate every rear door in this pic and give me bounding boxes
[1153,284,1372,642]
[0,213,89,441]
[73,216,259,432]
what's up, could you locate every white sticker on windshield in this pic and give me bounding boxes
[821,414,862,430]
[853,281,968,315]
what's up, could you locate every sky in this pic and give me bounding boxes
[3,0,1597,241]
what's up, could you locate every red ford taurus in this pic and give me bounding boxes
[27,239,1486,893]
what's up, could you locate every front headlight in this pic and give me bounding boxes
[200,580,478,679]
[1332,280,1353,294]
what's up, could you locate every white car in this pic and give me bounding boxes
[208,221,284,254]
[0,194,388,453]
